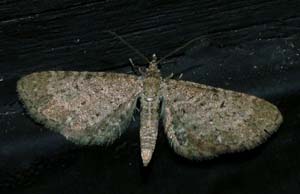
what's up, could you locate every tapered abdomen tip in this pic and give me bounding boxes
[141,149,153,166]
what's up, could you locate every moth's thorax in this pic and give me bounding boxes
[143,77,161,97]
[143,62,161,97]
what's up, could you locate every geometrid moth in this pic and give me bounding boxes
[17,34,283,166]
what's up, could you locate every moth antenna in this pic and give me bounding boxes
[156,36,208,65]
[105,30,150,64]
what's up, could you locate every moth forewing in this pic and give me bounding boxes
[162,79,283,160]
[17,71,143,145]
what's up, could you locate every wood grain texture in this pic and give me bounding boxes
[0,0,300,193]
[1,0,300,79]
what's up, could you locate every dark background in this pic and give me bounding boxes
[0,0,300,193]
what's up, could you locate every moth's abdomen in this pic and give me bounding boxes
[140,96,160,166]
[139,75,161,166]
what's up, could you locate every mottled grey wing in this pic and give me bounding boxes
[162,79,283,160]
[17,71,143,145]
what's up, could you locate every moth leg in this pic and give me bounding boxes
[178,73,183,80]
[165,72,182,81]
[129,58,145,76]
[165,73,174,80]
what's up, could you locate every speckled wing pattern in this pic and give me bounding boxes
[162,79,283,160]
[17,68,283,164]
[17,71,142,145]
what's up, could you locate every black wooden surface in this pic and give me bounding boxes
[0,0,300,193]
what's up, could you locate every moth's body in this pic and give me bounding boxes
[17,54,283,167]
[139,56,162,166]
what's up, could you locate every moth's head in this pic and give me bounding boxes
[146,53,161,76]
[149,53,158,69]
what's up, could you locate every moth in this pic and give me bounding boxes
[17,35,283,166]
